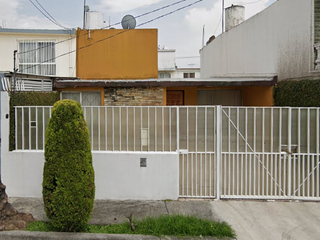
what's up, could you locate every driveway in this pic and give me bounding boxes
[210,200,320,240]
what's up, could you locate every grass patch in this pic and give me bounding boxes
[26,215,235,238]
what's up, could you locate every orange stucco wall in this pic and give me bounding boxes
[76,29,158,80]
[167,86,274,106]
[242,86,274,106]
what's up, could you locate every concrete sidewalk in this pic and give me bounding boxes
[2,198,320,240]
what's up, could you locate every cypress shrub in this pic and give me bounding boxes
[42,99,95,232]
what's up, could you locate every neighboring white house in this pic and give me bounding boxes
[0,28,76,78]
[200,0,320,81]
[158,49,200,79]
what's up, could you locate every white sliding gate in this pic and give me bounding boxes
[14,106,320,200]
[221,107,320,200]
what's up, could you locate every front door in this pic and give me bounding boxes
[167,90,184,106]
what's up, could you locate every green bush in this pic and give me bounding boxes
[274,79,320,107]
[9,92,60,151]
[42,99,95,232]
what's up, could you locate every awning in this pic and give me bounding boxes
[54,76,277,88]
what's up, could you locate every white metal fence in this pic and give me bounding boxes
[14,106,320,200]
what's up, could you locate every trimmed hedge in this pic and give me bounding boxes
[43,99,95,232]
[274,79,320,107]
[9,92,60,150]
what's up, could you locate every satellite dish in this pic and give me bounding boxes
[121,15,136,29]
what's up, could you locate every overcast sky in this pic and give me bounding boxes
[0,0,277,68]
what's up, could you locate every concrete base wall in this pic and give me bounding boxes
[1,151,179,200]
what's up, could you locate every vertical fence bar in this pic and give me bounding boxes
[249,154,252,195]
[187,152,189,196]
[191,150,194,196]
[307,155,310,197]
[182,154,185,196]
[105,107,108,151]
[245,108,248,153]
[112,107,114,151]
[303,155,305,197]
[35,107,38,150]
[162,107,164,152]
[169,108,172,152]
[90,107,93,150]
[298,108,301,153]
[245,150,248,195]
[141,107,143,152]
[98,107,101,151]
[28,107,31,150]
[271,108,274,153]
[241,153,244,195]
[308,109,310,154]
[148,107,150,152]
[43,107,45,151]
[253,108,256,195]
[210,153,212,197]
[228,108,231,153]
[237,153,239,195]
[271,154,273,196]
[275,154,278,196]
[177,107,180,152]
[316,153,320,197]
[195,153,198,196]
[262,108,265,196]
[266,154,269,196]
[312,155,315,197]
[127,107,128,151]
[200,153,202,196]
[279,108,282,153]
[237,108,239,152]
[288,108,292,197]
[317,109,320,197]
[119,107,122,151]
[205,107,207,196]
[134,107,136,151]
[216,106,222,200]
[298,153,301,196]
[15,107,18,150]
[187,107,189,151]
[155,107,157,151]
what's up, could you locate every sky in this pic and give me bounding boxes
[0,0,277,68]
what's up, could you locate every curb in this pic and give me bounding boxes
[0,231,235,240]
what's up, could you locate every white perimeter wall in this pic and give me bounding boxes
[200,0,315,80]
[1,93,179,200]
[0,32,76,77]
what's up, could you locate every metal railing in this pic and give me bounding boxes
[14,106,216,152]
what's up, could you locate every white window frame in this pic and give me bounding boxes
[60,91,102,106]
[17,39,57,76]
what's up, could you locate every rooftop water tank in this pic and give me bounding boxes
[85,11,104,30]
[225,5,245,32]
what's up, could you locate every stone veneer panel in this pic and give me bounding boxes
[104,87,164,106]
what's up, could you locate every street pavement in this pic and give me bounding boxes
[1,198,320,239]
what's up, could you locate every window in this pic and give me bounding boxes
[61,92,101,106]
[197,90,242,106]
[18,40,56,75]
[158,72,171,78]
[183,72,195,78]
